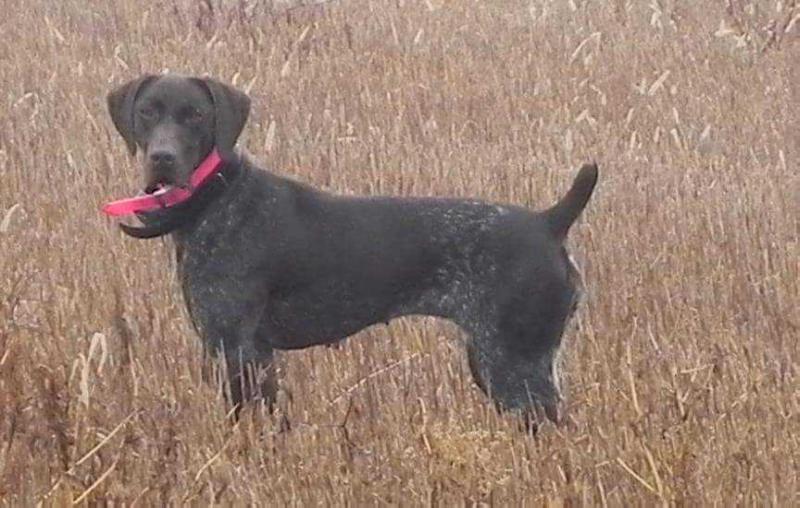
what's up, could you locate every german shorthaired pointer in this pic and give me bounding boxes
[105,74,598,426]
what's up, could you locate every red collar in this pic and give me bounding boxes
[102,149,223,217]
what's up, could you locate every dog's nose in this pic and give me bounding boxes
[149,151,176,167]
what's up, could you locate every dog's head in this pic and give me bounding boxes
[107,74,250,194]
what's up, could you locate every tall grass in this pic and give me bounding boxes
[0,0,797,504]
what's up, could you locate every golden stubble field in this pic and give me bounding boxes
[1,0,798,504]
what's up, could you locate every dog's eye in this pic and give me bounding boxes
[137,106,157,120]
[184,109,204,125]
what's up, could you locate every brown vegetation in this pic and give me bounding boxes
[0,0,798,504]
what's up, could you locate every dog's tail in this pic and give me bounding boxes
[544,162,598,241]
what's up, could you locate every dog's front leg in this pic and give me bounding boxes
[206,324,277,419]
[188,283,277,418]
[220,337,277,418]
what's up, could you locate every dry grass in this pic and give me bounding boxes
[1,0,798,504]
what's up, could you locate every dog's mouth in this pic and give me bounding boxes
[143,178,184,196]
[134,181,176,222]
[144,182,170,195]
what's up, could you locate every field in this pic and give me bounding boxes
[1,0,798,504]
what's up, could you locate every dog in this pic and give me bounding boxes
[106,74,598,426]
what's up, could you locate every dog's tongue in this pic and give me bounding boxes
[102,185,193,217]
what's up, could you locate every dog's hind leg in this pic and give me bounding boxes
[467,334,563,427]
[465,273,574,426]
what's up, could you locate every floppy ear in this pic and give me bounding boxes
[197,77,251,158]
[107,75,156,156]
